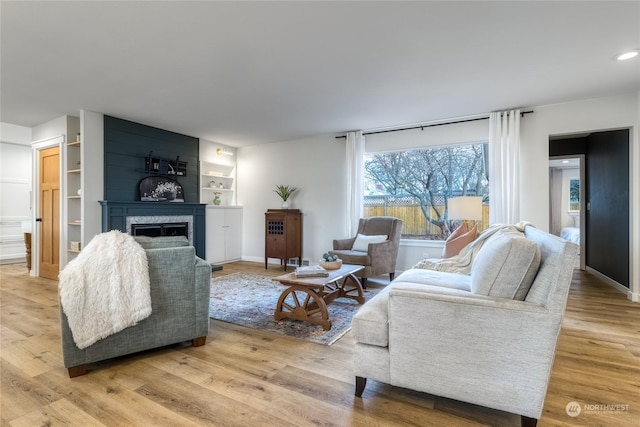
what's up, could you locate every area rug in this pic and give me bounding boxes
[208,272,382,345]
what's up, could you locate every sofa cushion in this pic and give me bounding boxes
[393,269,472,291]
[352,285,393,347]
[442,223,477,258]
[329,249,371,266]
[470,230,541,300]
[134,236,190,250]
[352,233,388,252]
[352,270,471,347]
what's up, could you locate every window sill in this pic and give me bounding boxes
[400,239,445,249]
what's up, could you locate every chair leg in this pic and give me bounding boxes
[521,416,537,427]
[67,364,87,378]
[192,336,207,347]
[355,376,367,397]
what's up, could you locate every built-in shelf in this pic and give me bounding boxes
[64,136,82,267]
[201,187,233,192]
[200,159,236,206]
[202,172,233,178]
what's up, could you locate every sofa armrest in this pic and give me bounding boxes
[333,237,356,250]
[387,288,560,419]
[367,239,394,256]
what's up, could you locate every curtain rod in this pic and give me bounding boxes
[335,110,534,139]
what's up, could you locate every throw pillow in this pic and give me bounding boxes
[442,223,477,258]
[470,230,541,300]
[352,233,388,252]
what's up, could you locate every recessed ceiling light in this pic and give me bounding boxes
[562,160,570,164]
[616,50,639,61]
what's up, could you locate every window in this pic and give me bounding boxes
[363,143,489,240]
[569,178,580,211]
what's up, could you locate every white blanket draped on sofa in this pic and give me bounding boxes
[414,221,533,274]
[59,230,151,349]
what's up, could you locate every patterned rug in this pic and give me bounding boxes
[209,272,382,345]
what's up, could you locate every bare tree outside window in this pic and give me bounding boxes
[364,143,489,240]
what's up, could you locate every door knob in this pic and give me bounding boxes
[36,218,42,222]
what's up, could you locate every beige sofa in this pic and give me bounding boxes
[352,225,578,426]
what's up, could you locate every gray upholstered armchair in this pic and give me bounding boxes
[329,216,403,287]
[60,236,211,377]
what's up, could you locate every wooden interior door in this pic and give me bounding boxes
[39,146,60,280]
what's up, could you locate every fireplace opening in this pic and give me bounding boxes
[131,222,189,239]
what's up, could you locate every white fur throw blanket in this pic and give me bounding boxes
[413,221,533,274]
[59,230,151,349]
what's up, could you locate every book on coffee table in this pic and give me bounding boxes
[294,265,329,278]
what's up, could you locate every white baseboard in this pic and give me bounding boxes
[585,266,635,301]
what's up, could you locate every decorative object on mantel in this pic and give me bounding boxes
[139,176,185,202]
[274,184,297,209]
[213,192,222,205]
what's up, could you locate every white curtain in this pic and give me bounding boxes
[345,131,365,236]
[549,168,563,235]
[488,109,521,224]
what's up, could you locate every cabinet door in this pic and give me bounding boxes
[205,208,225,263]
[224,208,243,261]
[265,214,286,258]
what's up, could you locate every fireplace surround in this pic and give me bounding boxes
[100,201,206,258]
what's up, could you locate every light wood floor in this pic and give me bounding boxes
[1,261,638,426]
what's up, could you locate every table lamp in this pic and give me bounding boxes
[447,196,483,230]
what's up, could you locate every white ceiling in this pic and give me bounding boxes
[1,1,639,147]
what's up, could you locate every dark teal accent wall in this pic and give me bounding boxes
[104,116,199,202]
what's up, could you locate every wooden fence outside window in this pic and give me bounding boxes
[364,195,489,239]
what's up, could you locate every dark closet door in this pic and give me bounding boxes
[586,129,629,287]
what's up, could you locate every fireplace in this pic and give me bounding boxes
[100,201,206,258]
[131,222,189,239]
[126,215,193,245]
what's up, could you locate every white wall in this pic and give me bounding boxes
[0,123,33,263]
[237,134,346,265]
[520,92,639,300]
[80,110,104,246]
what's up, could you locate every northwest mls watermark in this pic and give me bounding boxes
[566,401,630,417]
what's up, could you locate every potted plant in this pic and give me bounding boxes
[274,185,297,209]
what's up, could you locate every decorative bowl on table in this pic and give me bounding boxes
[319,253,342,270]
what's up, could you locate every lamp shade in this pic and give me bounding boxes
[448,196,482,221]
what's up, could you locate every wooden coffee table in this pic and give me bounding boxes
[273,264,365,330]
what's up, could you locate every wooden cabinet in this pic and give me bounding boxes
[206,206,242,264]
[265,209,302,271]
